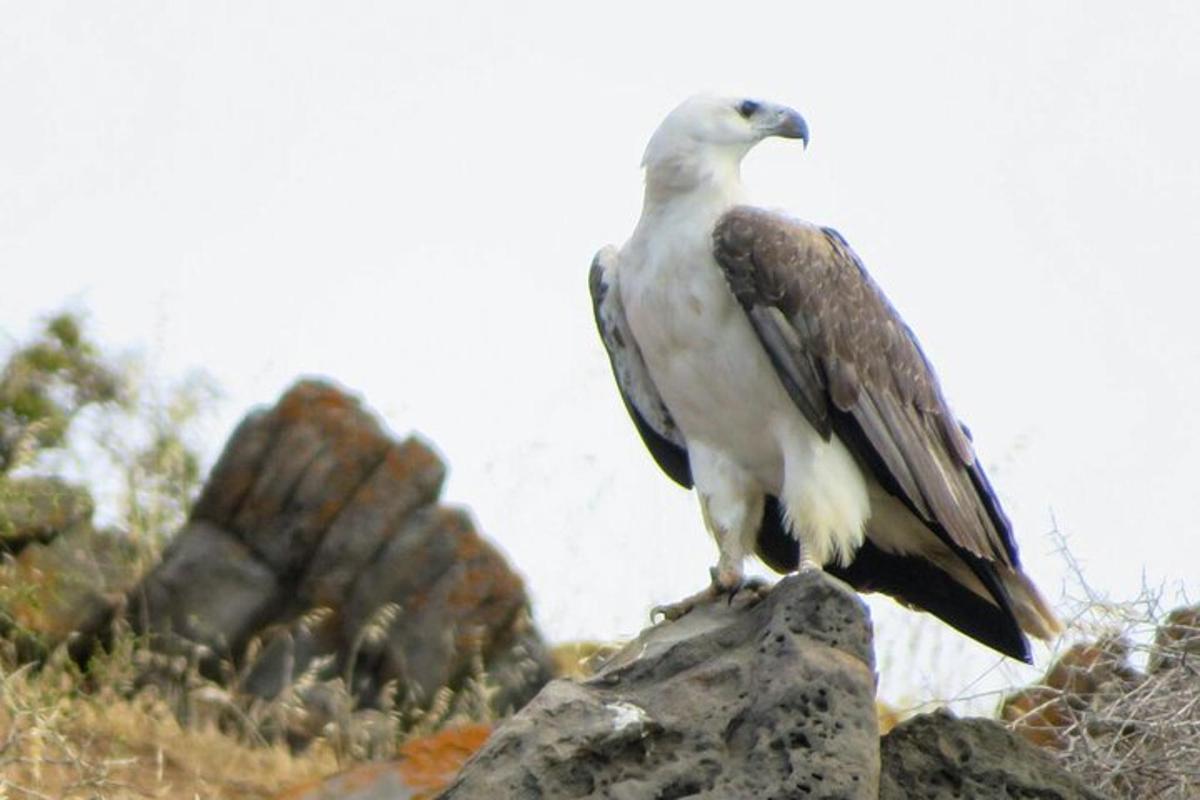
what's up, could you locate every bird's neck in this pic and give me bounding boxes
[638,155,745,230]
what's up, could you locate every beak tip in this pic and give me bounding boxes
[776,109,810,148]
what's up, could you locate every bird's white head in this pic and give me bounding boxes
[641,94,808,204]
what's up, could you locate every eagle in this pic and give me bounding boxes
[590,94,1061,662]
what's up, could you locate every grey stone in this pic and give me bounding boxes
[231,401,384,574]
[191,409,277,529]
[441,570,880,800]
[879,710,1112,800]
[238,608,344,700]
[345,506,552,712]
[299,436,445,610]
[129,519,280,661]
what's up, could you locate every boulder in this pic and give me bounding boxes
[79,380,553,736]
[879,710,1110,800]
[0,476,138,662]
[0,475,93,554]
[440,570,881,800]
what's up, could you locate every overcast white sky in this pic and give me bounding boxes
[3,1,1199,710]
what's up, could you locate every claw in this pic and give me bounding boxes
[651,573,772,623]
[650,583,721,622]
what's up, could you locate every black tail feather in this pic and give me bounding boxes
[754,497,1032,663]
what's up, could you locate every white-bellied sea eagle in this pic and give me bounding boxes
[589,94,1061,662]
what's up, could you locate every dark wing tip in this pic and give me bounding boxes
[754,499,1031,662]
[829,538,1033,663]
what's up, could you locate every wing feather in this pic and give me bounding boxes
[712,206,1015,568]
[589,247,692,488]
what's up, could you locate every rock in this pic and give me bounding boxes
[1,476,137,662]
[273,723,491,800]
[127,519,282,664]
[0,476,93,554]
[78,379,552,737]
[441,570,881,800]
[880,710,1111,800]
[344,506,532,709]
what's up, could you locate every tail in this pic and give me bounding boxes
[1003,567,1064,642]
[755,497,1062,663]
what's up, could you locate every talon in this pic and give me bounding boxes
[650,597,699,623]
[650,578,724,623]
[652,570,775,623]
[728,577,772,609]
[741,576,769,593]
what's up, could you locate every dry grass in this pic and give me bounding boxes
[1000,527,1200,799]
[0,658,337,799]
[0,605,507,799]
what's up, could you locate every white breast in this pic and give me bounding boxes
[617,205,872,567]
[619,210,797,491]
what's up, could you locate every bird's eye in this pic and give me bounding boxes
[737,100,760,119]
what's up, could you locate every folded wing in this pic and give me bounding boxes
[589,247,692,488]
[712,206,1016,568]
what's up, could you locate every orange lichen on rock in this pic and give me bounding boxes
[271,724,491,800]
[398,723,492,798]
[275,380,359,425]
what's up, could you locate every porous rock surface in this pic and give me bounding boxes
[880,710,1110,800]
[440,570,881,800]
[77,379,552,729]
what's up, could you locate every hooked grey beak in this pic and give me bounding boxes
[772,108,809,148]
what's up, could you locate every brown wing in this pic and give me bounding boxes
[713,205,1016,568]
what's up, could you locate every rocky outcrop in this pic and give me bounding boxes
[880,711,1107,800]
[78,380,552,733]
[441,570,882,799]
[428,570,1106,800]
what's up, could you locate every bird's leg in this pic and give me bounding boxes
[651,457,767,622]
[793,520,827,574]
[797,554,822,572]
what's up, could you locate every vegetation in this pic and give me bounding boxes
[0,311,213,652]
[1002,546,1200,799]
[0,312,123,477]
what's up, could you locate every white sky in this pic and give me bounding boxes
[3,1,1199,710]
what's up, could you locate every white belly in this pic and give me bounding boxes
[621,242,794,490]
[619,227,871,567]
